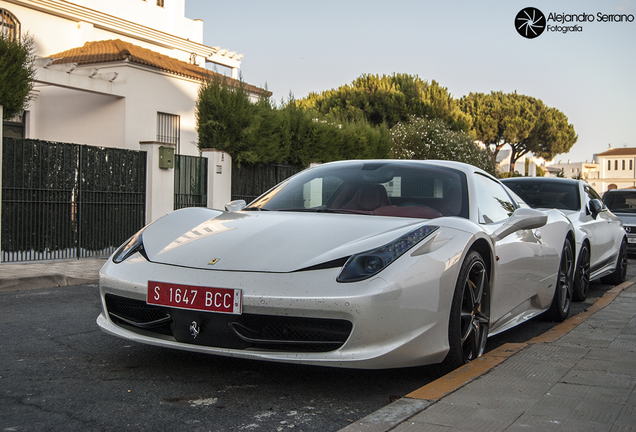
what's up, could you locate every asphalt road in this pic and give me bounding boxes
[1,260,634,431]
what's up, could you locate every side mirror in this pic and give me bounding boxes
[589,199,603,219]
[225,199,246,212]
[491,208,548,242]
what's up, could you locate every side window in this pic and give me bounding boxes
[475,175,516,224]
[584,185,604,209]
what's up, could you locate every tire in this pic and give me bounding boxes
[573,243,590,302]
[438,250,490,374]
[544,239,574,322]
[601,239,627,285]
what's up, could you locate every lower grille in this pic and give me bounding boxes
[105,294,172,335]
[229,315,352,351]
[103,294,352,352]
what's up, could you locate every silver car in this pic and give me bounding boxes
[503,177,627,301]
[602,189,636,254]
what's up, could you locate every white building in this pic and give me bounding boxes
[1,0,268,156]
[545,160,600,178]
[594,147,636,192]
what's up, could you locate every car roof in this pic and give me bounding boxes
[501,177,580,186]
[604,188,636,194]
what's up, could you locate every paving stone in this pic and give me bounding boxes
[503,413,564,432]
[525,394,579,418]
[391,422,454,432]
[616,403,636,426]
[557,419,612,432]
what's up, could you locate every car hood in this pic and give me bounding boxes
[612,212,636,225]
[141,208,435,272]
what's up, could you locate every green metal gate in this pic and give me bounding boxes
[174,154,207,210]
[1,138,146,262]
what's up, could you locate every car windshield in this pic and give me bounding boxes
[503,180,580,211]
[604,191,636,214]
[246,162,468,219]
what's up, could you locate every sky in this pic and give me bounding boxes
[184,0,636,164]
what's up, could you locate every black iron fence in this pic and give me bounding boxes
[231,163,305,204]
[1,138,146,262]
[174,154,207,210]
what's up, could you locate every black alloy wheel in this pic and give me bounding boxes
[602,239,628,285]
[544,239,574,322]
[440,250,490,373]
[573,243,590,302]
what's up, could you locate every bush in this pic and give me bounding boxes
[391,116,496,175]
[0,34,36,120]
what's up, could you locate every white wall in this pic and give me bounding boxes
[69,0,202,42]
[121,64,200,154]
[202,149,232,210]
[0,0,208,64]
[32,85,125,146]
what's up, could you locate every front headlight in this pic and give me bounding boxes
[112,228,147,263]
[337,225,439,282]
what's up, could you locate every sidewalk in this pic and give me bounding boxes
[341,280,636,432]
[0,258,106,292]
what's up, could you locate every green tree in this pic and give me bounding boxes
[196,76,391,165]
[0,34,36,120]
[391,116,496,175]
[460,92,577,172]
[195,74,257,160]
[297,73,471,131]
[526,107,578,161]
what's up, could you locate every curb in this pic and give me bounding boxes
[339,279,635,432]
[0,274,99,293]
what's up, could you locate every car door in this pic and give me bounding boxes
[581,184,621,273]
[473,174,552,331]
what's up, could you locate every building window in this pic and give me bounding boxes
[623,160,626,170]
[2,111,25,138]
[631,160,633,171]
[0,9,20,41]
[157,112,180,153]
[608,160,611,170]
[615,160,618,170]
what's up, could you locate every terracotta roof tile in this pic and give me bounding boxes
[596,148,636,157]
[50,39,270,96]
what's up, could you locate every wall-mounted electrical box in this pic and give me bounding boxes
[158,146,174,169]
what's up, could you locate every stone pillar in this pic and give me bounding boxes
[140,141,175,224]
[201,148,232,210]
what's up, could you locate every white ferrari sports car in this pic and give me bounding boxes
[502,177,627,302]
[97,160,575,371]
